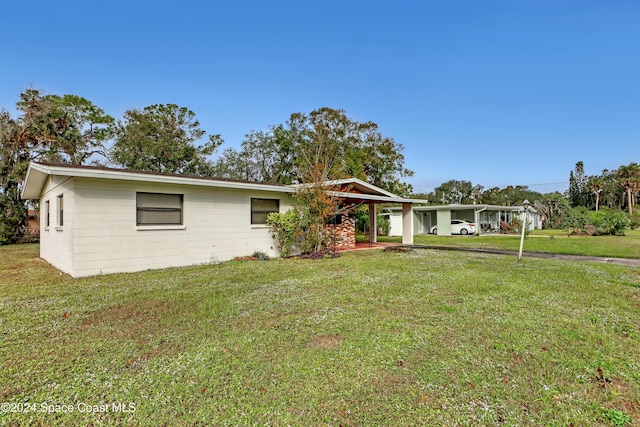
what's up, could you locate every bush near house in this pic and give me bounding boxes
[266,210,300,258]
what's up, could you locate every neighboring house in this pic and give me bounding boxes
[386,204,543,236]
[26,209,40,238]
[21,162,418,277]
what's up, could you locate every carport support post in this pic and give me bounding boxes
[369,203,377,246]
[402,203,413,245]
[475,206,487,235]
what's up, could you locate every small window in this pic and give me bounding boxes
[251,198,279,224]
[45,200,50,227]
[136,192,183,226]
[57,195,64,226]
[326,214,343,225]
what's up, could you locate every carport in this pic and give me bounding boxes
[309,178,428,247]
[386,204,541,236]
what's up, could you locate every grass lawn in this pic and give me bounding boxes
[374,229,640,259]
[1,244,639,426]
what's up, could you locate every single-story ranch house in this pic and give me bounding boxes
[386,204,543,236]
[21,162,420,277]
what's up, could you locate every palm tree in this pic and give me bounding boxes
[586,176,605,211]
[617,163,640,215]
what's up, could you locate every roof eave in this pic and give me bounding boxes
[21,163,49,199]
[23,162,295,195]
[329,191,424,204]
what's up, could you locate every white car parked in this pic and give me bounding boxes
[430,219,477,235]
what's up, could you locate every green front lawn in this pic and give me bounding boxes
[1,244,639,426]
[372,229,640,259]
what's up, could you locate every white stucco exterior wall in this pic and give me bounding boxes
[388,212,403,237]
[40,176,75,274]
[436,210,452,235]
[42,177,291,277]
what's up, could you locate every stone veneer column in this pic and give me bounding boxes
[324,205,357,250]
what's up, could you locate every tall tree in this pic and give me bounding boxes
[433,180,474,204]
[475,185,542,207]
[585,175,605,211]
[16,89,114,164]
[214,124,297,183]
[617,162,640,215]
[1,88,112,244]
[214,107,413,194]
[533,192,570,229]
[596,169,624,210]
[0,110,28,244]
[567,161,588,208]
[471,184,484,204]
[291,117,346,253]
[481,187,505,205]
[111,104,222,175]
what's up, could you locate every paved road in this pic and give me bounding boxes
[407,245,640,267]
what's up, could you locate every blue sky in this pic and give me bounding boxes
[2,1,638,194]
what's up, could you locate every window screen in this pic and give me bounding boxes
[45,200,50,227]
[136,192,183,225]
[57,195,64,226]
[326,214,343,225]
[251,198,279,224]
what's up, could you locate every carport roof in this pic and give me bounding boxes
[385,203,532,212]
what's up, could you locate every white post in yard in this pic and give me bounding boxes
[402,203,413,245]
[518,199,530,263]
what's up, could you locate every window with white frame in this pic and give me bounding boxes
[251,198,279,224]
[136,192,183,226]
[45,200,50,227]
[57,195,64,226]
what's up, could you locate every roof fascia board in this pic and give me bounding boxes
[29,163,294,194]
[328,190,421,204]
[322,178,398,197]
[389,204,532,211]
[21,164,49,199]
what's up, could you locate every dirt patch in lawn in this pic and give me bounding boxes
[308,333,344,350]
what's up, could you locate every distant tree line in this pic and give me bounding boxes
[1,87,638,244]
[415,160,638,234]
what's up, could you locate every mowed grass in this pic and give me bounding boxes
[376,229,640,259]
[1,244,639,426]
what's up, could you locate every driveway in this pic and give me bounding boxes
[407,245,640,267]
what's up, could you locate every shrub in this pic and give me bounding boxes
[266,210,300,258]
[377,215,390,236]
[561,206,591,230]
[251,251,270,261]
[590,209,631,236]
[629,211,640,230]
[500,217,530,235]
